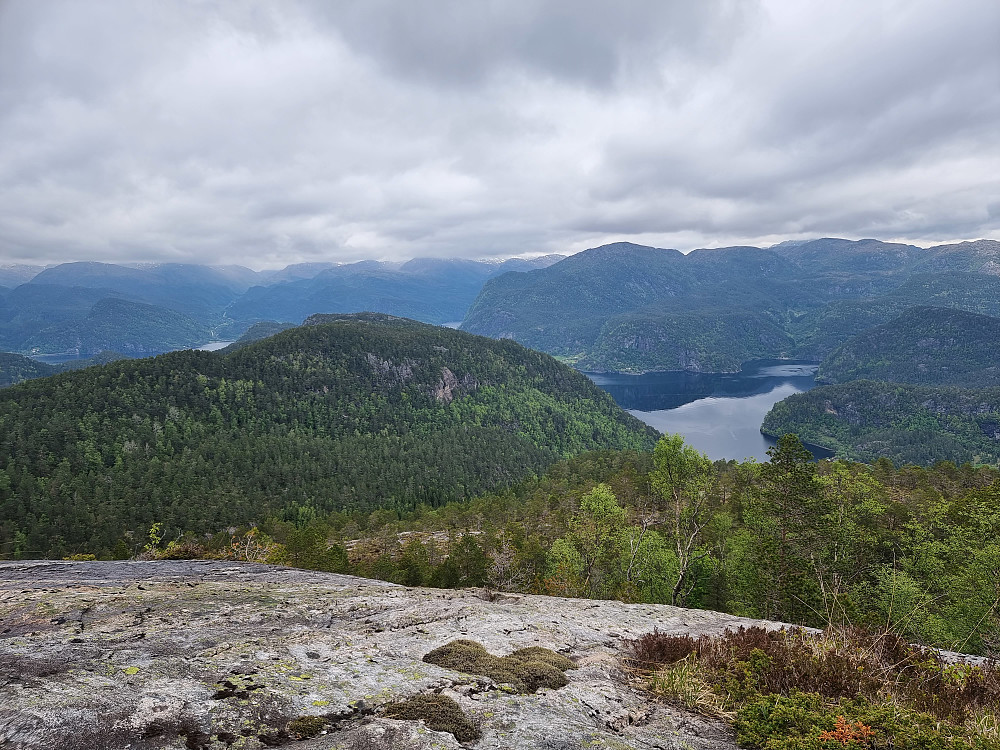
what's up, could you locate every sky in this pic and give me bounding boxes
[0,0,998,269]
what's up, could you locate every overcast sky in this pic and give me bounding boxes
[1,0,997,268]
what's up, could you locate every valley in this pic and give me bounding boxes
[5,241,1000,749]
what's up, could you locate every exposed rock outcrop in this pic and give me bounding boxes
[0,561,781,750]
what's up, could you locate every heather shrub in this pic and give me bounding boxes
[624,626,1000,749]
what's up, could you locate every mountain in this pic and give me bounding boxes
[260,261,339,283]
[576,308,794,373]
[762,380,1000,465]
[769,237,924,278]
[224,256,565,330]
[22,297,209,356]
[818,306,1000,388]
[0,315,656,555]
[790,271,1000,358]
[0,284,123,351]
[910,239,1000,275]
[461,240,861,370]
[223,320,298,350]
[29,262,261,320]
[0,256,566,356]
[0,264,45,287]
[463,238,1000,373]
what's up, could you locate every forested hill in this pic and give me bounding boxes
[817,306,1000,387]
[0,316,656,557]
[762,380,1000,465]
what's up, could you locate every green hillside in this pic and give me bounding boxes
[818,306,1000,387]
[790,272,1000,358]
[0,352,59,387]
[578,308,794,373]
[0,351,130,388]
[0,316,656,556]
[23,297,209,356]
[762,380,1000,465]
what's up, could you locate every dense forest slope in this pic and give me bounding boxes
[818,306,1000,387]
[762,380,1000,465]
[462,239,1000,371]
[0,316,656,557]
[789,271,1000,358]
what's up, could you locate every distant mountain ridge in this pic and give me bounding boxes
[6,240,1000,372]
[462,238,1000,372]
[224,255,565,330]
[0,255,564,355]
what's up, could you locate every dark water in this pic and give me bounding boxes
[586,359,830,462]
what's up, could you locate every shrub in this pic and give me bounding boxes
[624,626,1000,749]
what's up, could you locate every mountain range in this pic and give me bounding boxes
[462,238,1000,372]
[0,256,563,358]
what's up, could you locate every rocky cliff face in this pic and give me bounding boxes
[0,561,786,750]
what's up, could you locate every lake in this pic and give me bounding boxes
[586,360,829,462]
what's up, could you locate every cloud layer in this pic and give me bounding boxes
[1,0,997,267]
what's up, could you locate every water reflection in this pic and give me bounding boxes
[586,359,830,462]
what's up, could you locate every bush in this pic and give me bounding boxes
[624,626,1000,749]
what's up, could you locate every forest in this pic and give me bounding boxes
[0,316,655,558]
[128,434,1000,659]
[817,306,1000,387]
[762,380,1000,465]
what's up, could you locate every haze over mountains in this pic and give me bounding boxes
[0,256,563,357]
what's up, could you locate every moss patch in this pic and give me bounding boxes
[422,640,575,694]
[287,715,326,739]
[384,694,480,743]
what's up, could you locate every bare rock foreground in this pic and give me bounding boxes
[0,561,781,750]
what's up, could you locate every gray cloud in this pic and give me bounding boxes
[0,0,996,268]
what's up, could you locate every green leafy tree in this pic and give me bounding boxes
[651,434,717,606]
